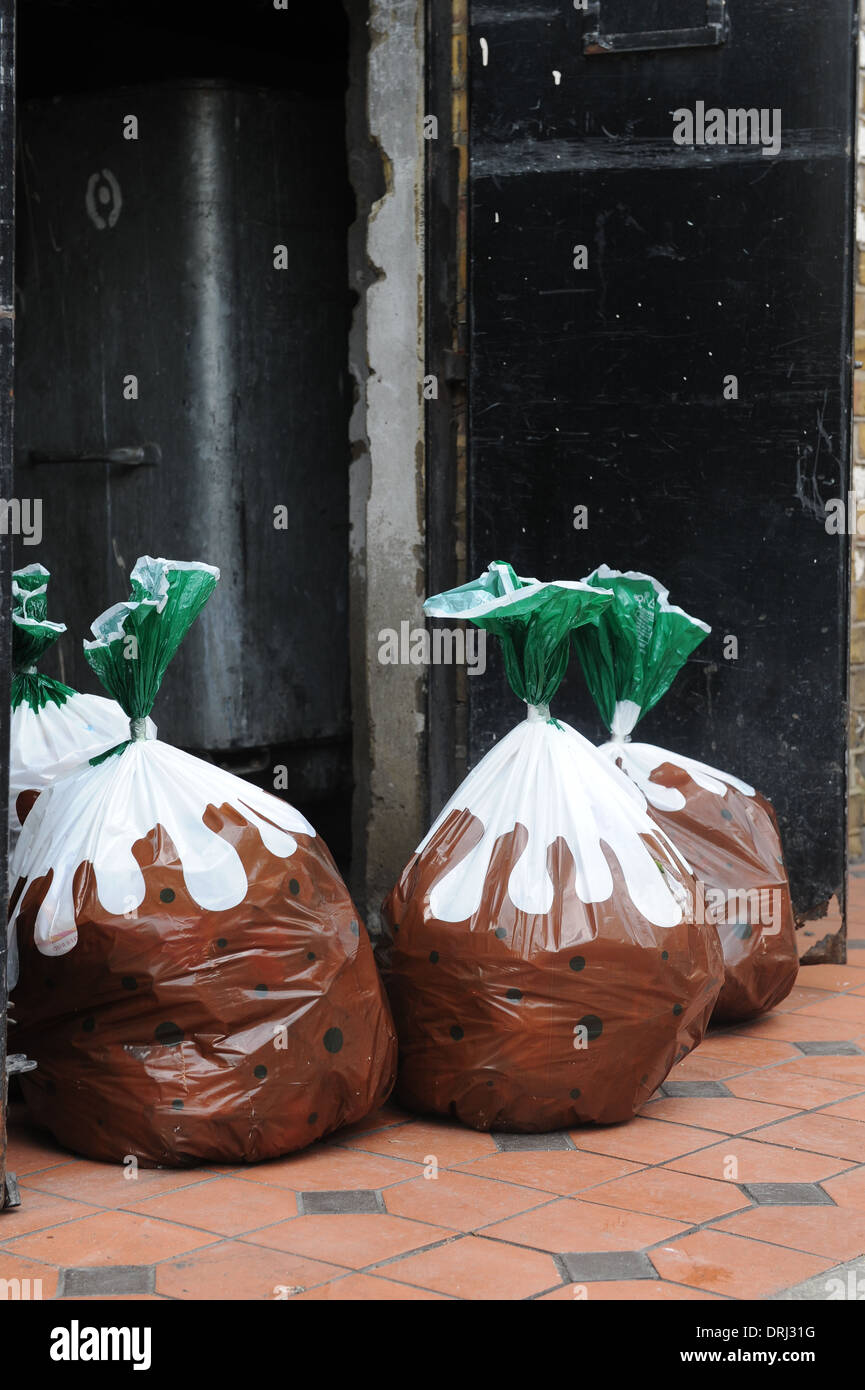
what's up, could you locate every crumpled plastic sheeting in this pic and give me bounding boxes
[381,719,724,1133]
[607,750,799,1024]
[12,816,397,1167]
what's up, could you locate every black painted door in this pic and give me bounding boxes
[466,0,856,920]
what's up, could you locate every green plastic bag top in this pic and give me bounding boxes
[573,564,710,739]
[424,561,613,710]
[11,563,75,711]
[84,557,219,747]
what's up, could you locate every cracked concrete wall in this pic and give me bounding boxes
[345,0,426,926]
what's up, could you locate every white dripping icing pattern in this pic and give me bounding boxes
[417,710,694,931]
[600,741,755,813]
[8,738,315,979]
[10,694,155,825]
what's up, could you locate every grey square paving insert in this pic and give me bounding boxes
[742,1182,835,1206]
[561,1251,657,1282]
[61,1265,155,1297]
[793,1041,863,1056]
[299,1189,383,1215]
[493,1132,573,1152]
[768,1257,865,1301]
[661,1080,732,1097]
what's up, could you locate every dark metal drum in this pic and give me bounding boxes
[15,81,351,758]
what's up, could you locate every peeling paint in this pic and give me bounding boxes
[798,893,847,964]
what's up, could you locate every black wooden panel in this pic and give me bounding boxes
[467,0,856,917]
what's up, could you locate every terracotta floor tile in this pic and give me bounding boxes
[698,1035,800,1066]
[482,1196,688,1253]
[730,1014,865,1044]
[2,1210,219,1267]
[125,1176,299,1236]
[777,1055,865,1084]
[454,1150,644,1196]
[751,1113,865,1162]
[538,1279,722,1300]
[649,1229,833,1298]
[569,1118,723,1164]
[156,1238,345,1299]
[724,1071,863,1110]
[0,1187,102,1237]
[384,1233,559,1299]
[795,964,865,992]
[337,1119,500,1167]
[821,1165,865,1208]
[586,1168,750,1225]
[334,1104,414,1137]
[0,1251,59,1297]
[246,1212,452,1267]
[228,1146,421,1192]
[666,1053,747,1082]
[772,986,835,1013]
[289,1272,450,1300]
[711,1205,865,1261]
[384,1169,551,1231]
[642,1096,796,1133]
[21,1159,218,1208]
[4,1126,76,1179]
[818,1095,865,1122]
[664,1136,848,1184]
[800,907,842,954]
[792,994,865,1024]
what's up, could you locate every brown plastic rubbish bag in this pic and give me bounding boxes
[380,564,724,1131]
[9,558,396,1165]
[575,565,798,1024]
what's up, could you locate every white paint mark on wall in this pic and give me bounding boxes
[553,70,561,86]
[479,37,489,66]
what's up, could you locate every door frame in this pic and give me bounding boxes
[425,0,469,817]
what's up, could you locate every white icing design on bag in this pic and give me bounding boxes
[419,714,694,929]
[9,739,314,966]
[600,740,755,812]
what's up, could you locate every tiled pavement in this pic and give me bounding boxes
[4,884,865,1301]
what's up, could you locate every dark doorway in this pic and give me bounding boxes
[13,0,356,868]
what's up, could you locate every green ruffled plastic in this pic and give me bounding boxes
[10,563,75,711]
[573,565,710,736]
[84,557,220,758]
[424,561,613,710]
